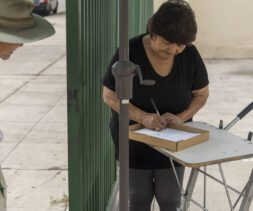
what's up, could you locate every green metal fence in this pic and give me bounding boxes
[129,0,154,38]
[66,1,153,210]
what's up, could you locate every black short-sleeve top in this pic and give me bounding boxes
[102,34,209,169]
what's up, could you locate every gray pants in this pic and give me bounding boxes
[129,166,184,211]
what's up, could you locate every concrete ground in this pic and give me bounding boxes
[0,13,252,211]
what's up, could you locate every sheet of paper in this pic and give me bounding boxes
[134,128,200,142]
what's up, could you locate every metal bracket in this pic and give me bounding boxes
[247,132,253,142]
[219,120,224,129]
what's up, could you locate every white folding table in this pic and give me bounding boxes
[154,121,253,211]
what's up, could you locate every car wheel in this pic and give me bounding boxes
[53,1,58,14]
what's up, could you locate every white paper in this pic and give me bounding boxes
[134,128,200,142]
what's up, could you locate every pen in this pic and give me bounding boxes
[151,99,160,116]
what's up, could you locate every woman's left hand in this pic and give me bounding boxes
[161,113,184,125]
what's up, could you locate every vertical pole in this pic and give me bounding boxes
[119,102,129,211]
[119,0,129,211]
[116,1,154,210]
[239,170,253,211]
[204,166,207,208]
[182,168,199,211]
[119,0,129,60]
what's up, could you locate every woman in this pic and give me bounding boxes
[102,1,209,210]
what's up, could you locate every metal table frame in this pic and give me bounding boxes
[178,167,253,211]
[154,116,253,211]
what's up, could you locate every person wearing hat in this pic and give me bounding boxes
[0,0,55,60]
[0,0,55,210]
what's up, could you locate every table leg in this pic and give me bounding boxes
[218,164,234,210]
[239,169,253,211]
[181,168,199,211]
[204,166,207,208]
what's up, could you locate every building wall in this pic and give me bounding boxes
[154,0,253,58]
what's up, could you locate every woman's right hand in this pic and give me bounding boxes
[140,113,167,131]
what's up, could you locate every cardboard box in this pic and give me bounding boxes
[129,124,209,152]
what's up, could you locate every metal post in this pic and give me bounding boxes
[114,2,155,210]
[114,63,144,211]
[119,0,129,60]
[197,168,245,196]
[169,158,183,191]
[204,166,207,208]
[112,66,154,211]
[224,117,240,131]
[218,164,234,210]
[233,182,249,209]
[239,170,253,211]
[119,0,129,210]
[224,102,253,131]
[119,101,129,211]
[182,168,199,211]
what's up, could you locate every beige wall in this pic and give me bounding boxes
[154,0,253,59]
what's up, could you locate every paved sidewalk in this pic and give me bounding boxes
[0,13,68,211]
[0,13,252,211]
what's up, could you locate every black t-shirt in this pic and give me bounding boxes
[102,34,209,169]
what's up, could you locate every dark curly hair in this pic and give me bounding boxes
[147,0,197,45]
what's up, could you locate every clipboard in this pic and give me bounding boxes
[129,123,209,152]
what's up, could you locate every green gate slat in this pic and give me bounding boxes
[66,1,153,210]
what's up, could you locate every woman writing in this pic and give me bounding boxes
[102,1,209,210]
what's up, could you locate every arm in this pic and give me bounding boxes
[178,85,209,121]
[102,86,167,130]
[163,85,209,124]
